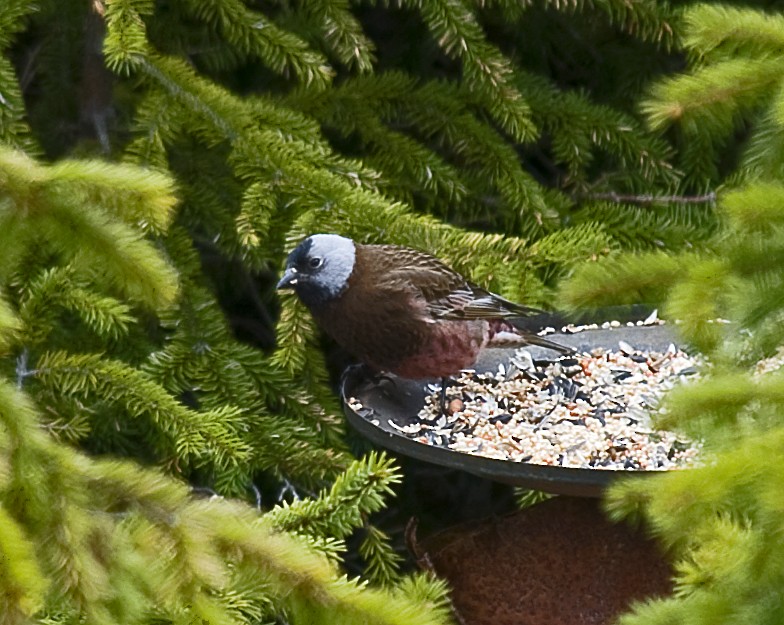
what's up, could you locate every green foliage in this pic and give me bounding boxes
[269,451,399,538]
[0,149,179,309]
[514,488,553,509]
[0,146,450,624]
[554,6,784,624]
[0,1,37,153]
[558,251,691,310]
[7,0,784,623]
[0,374,453,625]
[641,4,784,189]
[402,0,537,145]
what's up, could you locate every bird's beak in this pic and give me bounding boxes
[276,268,298,290]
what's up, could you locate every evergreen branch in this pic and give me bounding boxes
[137,56,243,140]
[557,251,691,309]
[570,201,717,251]
[47,159,178,235]
[284,72,551,229]
[172,147,267,268]
[62,287,136,340]
[391,574,453,623]
[144,280,348,482]
[682,5,784,62]
[482,0,676,45]
[266,452,401,540]
[35,351,253,473]
[359,525,403,585]
[728,253,784,335]
[0,502,47,621]
[147,338,347,488]
[224,342,346,449]
[643,57,784,131]
[579,191,717,205]
[0,291,20,353]
[515,70,678,188]
[245,95,327,145]
[0,0,35,50]
[356,117,469,203]
[0,381,118,625]
[37,197,179,310]
[137,56,548,284]
[123,89,180,169]
[528,223,614,265]
[298,0,376,72]
[18,266,135,345]
[741,88,784,182]
[727,229,784,279]
[85,462,446,625]
[678,129,722,189]
[655,371,775,435]
[152,267,339,428]
[234,181,275,265]
[643,56,784,186]
[0,56,38,153]
[574,171,784,625]
[209,563,282,624]
[103,0,154,74]
[401,0,537,143]
[578,0,676,44]
[271,296,320,375]
[403,80,551,228]
[0,379,451,625]
[223,523,449,625]
[138,55,364,190]
[402,77,518,154]
[35,390,93,444]
[607,424,784,552]
[0,148,179,309]
[721,182,784,233]
[667,258,730,353]
[181,0,334,87]
[284,70,415,121]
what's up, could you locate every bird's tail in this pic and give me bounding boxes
[489,321,576,355]
[519,332,576,355]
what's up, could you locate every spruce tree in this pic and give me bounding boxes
[3,0,777,623]
[561,6,784,623]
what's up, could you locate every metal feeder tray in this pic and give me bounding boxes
[341,321,685,497]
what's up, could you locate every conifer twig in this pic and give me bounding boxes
[578,191,717,205]
[15,348,30,389]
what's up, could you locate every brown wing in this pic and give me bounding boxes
[357,244,544,321]
[436,288,546,321]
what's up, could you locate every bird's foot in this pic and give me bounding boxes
[343,363,398,388]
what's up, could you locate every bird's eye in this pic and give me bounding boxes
[308,256,323,269]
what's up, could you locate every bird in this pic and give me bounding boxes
[276,234,573,405]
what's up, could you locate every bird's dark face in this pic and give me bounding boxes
[277,234,356,308]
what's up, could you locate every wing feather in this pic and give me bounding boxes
[358,244,544,321]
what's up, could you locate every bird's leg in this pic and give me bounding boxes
[439,376,449,416]
[343,363,397,387]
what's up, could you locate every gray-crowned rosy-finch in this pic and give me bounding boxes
[277,234,572,383]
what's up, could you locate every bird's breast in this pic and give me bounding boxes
[314,291,488,379]
[391,320,488,379]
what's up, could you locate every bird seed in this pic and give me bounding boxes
[404,340,704,471]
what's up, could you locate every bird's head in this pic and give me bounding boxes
[276,234,356,307]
